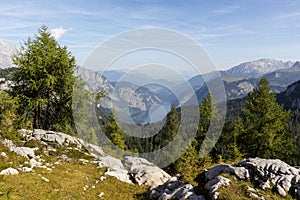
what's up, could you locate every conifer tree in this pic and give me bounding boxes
[103,111,127,150]
[228,117,244,161]
[11,26,76,132]
[238,77,293,159]
[154,105,179,149]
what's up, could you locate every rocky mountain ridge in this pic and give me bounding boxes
[224,58,295,78]
[0,39,18,69]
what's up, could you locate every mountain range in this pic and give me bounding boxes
[1,39,299,123]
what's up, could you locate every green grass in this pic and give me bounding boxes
[0,161,148,200]
[0,142,28,171]
[0,133,148,200]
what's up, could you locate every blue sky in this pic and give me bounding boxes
[1,0,300,70]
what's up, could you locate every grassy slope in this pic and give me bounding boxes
[0,134,296,200]
[0,137,147,200]
[0,162,147,200]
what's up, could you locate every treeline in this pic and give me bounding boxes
[103,78,298,177]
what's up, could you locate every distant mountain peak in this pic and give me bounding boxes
[291,61,300,68]
[225,58,294,78]
[0,39,18,69]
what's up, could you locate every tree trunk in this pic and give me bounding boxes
[34,105,41,129]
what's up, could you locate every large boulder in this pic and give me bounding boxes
[0,167,19,175]
[149,176,205,200]
[85,143,106,157]
[204,164,249,180]
[96,156,132,184]
[124,156,171,187]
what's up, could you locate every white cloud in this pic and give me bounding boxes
[278,12,300,19]
[50,27,70,39]
[212,5,240,14]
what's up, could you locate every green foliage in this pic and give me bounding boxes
[171,93,218,175]
[154,105,179,149]
[228,117,244,162]
[103,111,127,150]
[72,78,101,144]
[238,78,293,160]
[0,67,16,79]
[0,91,30,143]
[10,26,76,133]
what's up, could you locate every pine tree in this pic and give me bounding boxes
[197,93,221,162]
[228,117,244,161]
[154,105,179,149]
[11,26,76,132]
[238,77,293,160]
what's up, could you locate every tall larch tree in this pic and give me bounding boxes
[11,26,76,132]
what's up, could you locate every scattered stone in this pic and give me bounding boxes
[98,192,104,198]
[59,154,72,162]
[1,152,7,158]
[41,176,49,182]
[54,161,61,165]
[247,186,258,193]
[79,158,89,164]
[21,167,33,172]
[249,192,260,199]
[100,176,106,181]
[0,167,19,175]
[30,158,43,168]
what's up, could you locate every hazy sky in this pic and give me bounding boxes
[1,0,300,70]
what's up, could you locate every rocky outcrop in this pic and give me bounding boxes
[124,156,171,187]
[204,164,249,180]
[237,158,300,197]
[148,176,205,200]
[96,156,132,184]
[1,138,37,158]
[204,176,230,200]
[203,158,300,198]
[20,129,85,148]
[4,129,300,199]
